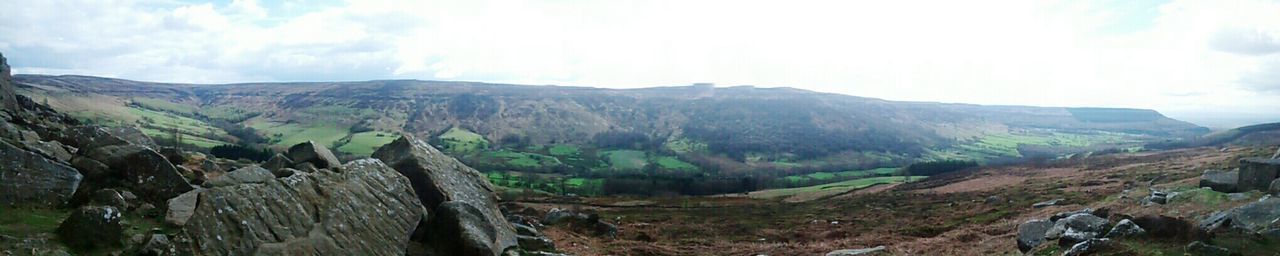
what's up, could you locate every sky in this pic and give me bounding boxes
[2,0,1279,128]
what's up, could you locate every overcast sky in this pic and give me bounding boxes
[2,0,1279,128]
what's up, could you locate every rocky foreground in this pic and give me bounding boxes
[0,52,592,255]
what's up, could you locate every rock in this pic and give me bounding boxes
[0,140,83,207]
[1063,238,1110,256]
[104,126,159,150]
[373,136,518,254]
[1032,198,1063,208]
[58,126,130,151]
[92,189,129,210]
[1017,220,1052,253]
[1184,241,1231,256]
[1,52,18,113]
[56,206,124,249]
[88,144,193,204]
[543,209,583,225]
[294,162,320,173]
[824,246,886,256]
[204,166,274,187]
[427,201,510,256]
[1200,169,1239,193]
[1226,192,1250,201]
[541,209,617,239]
[1238,157,1280,191]
[286,141,342,169]
[1045,213,1109,245]
[1144,191,1168,205]
[1223,196,1280,233]
[1271,178,1280,196]
[1050,208,1106,222]
[138,234,175,256]
[514,223,540,237]
[137,203,158,217]
[22,140,72,162]
[1104,219,1145,238]
[273,168,299,178]
[70,156,113,180]
[164,188,202,227]
[262,153,293,173]
[200,159,223,173]
[159,147,187,165]
[181,159,424,255]
[516,235,555,252]
[984,195,1001,204]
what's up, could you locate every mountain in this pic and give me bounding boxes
[13,74,1209,194]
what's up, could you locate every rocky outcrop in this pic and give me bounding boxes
[1,52,18,113]
[1221,197,1280,234]
[1045,213,1109,246]
[373,136,518,255]
[1105,219,1145,238]
[1200,169,1239,193]
[0,140,83,207]
[287,141,342,169]
[824,246,886,256]
[92,144,193,204]
[164,188,201,227]
[1062,238,1109,256]
[56,206,124,249]
[1238,158,1280,191]
[204,166,273,187]
[179,159,424,255]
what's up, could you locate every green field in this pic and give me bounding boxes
[485,150,562,168]
[0,207,70,237]
[439,127,490,153]
[599,150,647,170]
[939,131,1132,159]
[249,120,348,148]
[132,98,196,115]
[654,156,698,171]
[548,144,581,156]
[198,105,259,122]
[751,176,926,200]
[781,167,901,183]
[337,131,401,156]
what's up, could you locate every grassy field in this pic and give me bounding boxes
[600,150,647,170]
[249,120,348,148]
[548,144,581,156]
[654,156,698,171]
[198,105,259,122]
[485,150,563,168]
[781,167,901,183]
[939,131,1134,160]
[337,131,400,156]
[131,98,196,115]
[749,176,925,200]
[439,127,489,153]
[0,207,69,238]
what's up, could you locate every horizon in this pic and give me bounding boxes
[4,0,1280,128]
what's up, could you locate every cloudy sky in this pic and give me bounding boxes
[3,0,1279,128]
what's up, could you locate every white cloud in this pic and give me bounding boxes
[1,0,1279,125]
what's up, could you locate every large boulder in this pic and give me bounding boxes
[428,201,512,256]
[1045,213,1109,246]
[57,126,130,152]
[99,145,193,204]
[164,188,202,227]
[204,166,274,187]
[1223,197,1280,234]
[1199,169,1239,193]
[56,206,124,249]
[179,159,424,255]
[1104,219,1146,238]
[1270,178,1280,196]
[286,141,341,169]
[0,140,83,207]
[1,52,18,113]
[373,136,518,255]
[1016,219,1051,253]
[1238,158,1280,191]
[1063,238,1110,256]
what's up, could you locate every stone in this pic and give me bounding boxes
[1270,178,1280,196]
[57,126,130,152]
[1063,238,1110,256]
[22,140,72,162]
[1050,208,1105,222]
[56,206,124,249]
[1045,213,1109,245]
[1200,169,1239,193]
[1224,196,1280,233]
[181,159,424,255]
[88,144,193,204]
[294,162,320,173]
[262,153,293,173]
[1104,219,1145,238]
[1238,157,1280,191]
[824,246,886,256]
[164,188,202,227]
[0,140,83,207]
[138,234,175,256]
[204,166,274,187]
[1,52,18,113]
[540,209,617,239]
[159,147,187,165]
[1185,241,1231,256]
[516,235,555,252]
[514,223,539,237]
[70,156,113,180]
[286,141,342,169]
[984,195,1001,204]
[104,126,159,149]
[427,201,509,256]
[1016,219,1051,253]
[373,136,518,254]
[1032,198,1063,208]
[91,189,129,210]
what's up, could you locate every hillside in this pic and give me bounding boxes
[14,74,1209,195]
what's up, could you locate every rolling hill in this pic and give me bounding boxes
[13,74,1210,194]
